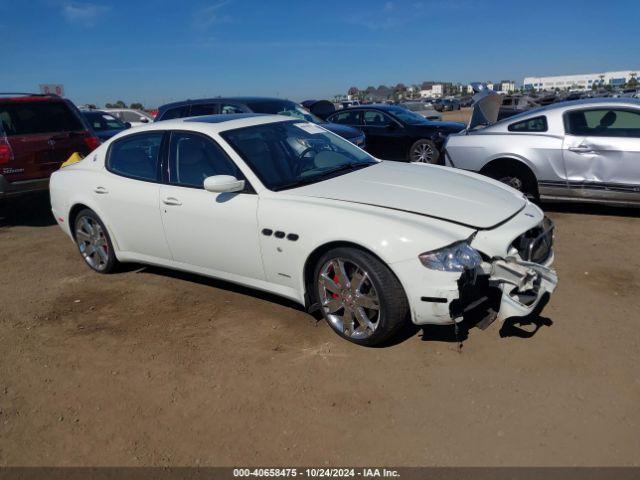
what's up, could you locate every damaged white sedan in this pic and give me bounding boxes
[50,114,557,346]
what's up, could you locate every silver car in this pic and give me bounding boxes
[444,92,640,206]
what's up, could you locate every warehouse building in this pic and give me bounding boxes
[523,70,638,90]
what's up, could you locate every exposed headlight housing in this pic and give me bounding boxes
[419,242,483,272]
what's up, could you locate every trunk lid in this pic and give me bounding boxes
[468,90,502,130]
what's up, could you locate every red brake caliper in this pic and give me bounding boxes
[331,267,340,299]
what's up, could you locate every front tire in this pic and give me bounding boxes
[73,209,118,273]
[313,247,409,346]
[409,139,440,164]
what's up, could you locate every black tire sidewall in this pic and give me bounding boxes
[487,167,537,199]
[312,247,408,346]
[74,209,118,274]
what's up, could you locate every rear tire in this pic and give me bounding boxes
[483,164,538,200]
[73,209,118,274]
[313,247,409,347]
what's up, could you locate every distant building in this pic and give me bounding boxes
[523,70,638,91]
[419,83,443,98]
[500,80,516,93]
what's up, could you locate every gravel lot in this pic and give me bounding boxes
[1,116,639,466]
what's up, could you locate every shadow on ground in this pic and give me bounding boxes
[544,201,640,218]
[0,192,56,227]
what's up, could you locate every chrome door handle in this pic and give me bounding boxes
[94,186,109,194]
[162,197,182,206]
[568,145,593,153]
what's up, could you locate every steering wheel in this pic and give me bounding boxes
[295,147,317,175]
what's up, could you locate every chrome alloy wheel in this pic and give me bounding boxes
[411,142,435,163]
[318,258,381,339]
[75,215,109,271]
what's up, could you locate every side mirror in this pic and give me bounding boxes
[124,122,132,129]
[139,117,149,123]
[204,175,245,193]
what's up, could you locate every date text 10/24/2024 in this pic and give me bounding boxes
[233,468,400,478]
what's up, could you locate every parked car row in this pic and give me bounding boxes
[155,97,366,148]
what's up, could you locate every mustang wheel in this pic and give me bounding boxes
[314,247,409,346]
[409,139,439,164]
[74,209,118,273]
[484,164,538,201]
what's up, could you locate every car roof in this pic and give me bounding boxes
[339,104,402,112]
[0,93,67,103]
[541,97,640,112]
[158,96,295,111]
[126,113,293,133]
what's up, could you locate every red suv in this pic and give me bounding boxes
[0,93,100,199]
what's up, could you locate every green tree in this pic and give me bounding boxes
[114,100,126,108]
[130,102,144,110]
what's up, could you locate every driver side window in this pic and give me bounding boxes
[168,132,244,189]
[363,110,391,126]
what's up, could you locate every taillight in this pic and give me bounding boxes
[83,135,101,152]
[0,138,13,165]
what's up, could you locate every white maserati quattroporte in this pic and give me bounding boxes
[50,114,557,346]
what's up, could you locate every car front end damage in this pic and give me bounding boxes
[392,204,558,329]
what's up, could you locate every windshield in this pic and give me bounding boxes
[387,107,429,124]
[221,121,377,191]
[245,100,325,124]
[83,111,126,131]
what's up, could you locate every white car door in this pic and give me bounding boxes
[562,107,640,203]
[98,131,172,260]
[158,130,265,280]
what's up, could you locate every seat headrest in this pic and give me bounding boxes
[599,110,617,127]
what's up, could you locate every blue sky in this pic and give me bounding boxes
[1,0,638,107]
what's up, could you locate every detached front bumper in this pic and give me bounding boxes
[485,257,557,322]
[394,255,557,327]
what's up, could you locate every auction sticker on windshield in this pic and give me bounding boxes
[295,123,326,135]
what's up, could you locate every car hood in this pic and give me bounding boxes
[468,90,502,130]
[289,162,526,229]
[321,122,363,139]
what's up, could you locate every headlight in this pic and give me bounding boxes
[419,242,483,272]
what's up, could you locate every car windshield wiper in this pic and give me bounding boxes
[274,161,375,191]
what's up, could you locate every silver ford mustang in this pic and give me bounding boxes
[444,92,640,206]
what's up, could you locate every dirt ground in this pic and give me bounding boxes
[1,115,640,466]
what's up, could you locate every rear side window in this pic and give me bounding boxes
[168,132,243,188]
[108,132,163,182]
[565,108,640,137]
[330,110,361,125]
[508,116,548,132]
[220,103,245,114]
[160,106,189,120]
[121,111,146,123]
[363,110,392,126]
[190,103,219,116]
[0,101,84,136]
